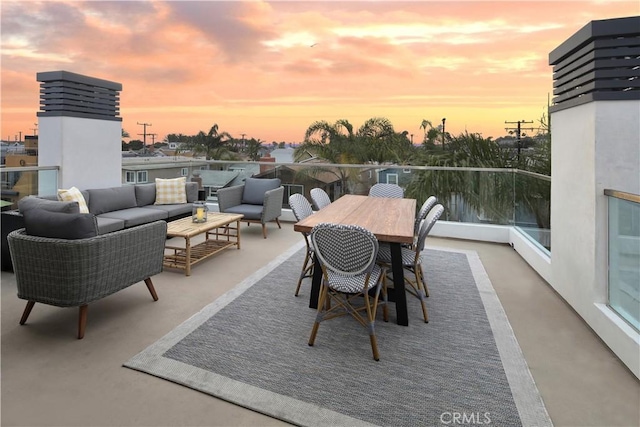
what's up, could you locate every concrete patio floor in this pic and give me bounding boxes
[1,221,638,426]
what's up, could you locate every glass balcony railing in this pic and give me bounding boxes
[0,166,59,211]
[606,189,640,331]
[186,160,551,250]
[3,159,552,252]
[514,170,551,253]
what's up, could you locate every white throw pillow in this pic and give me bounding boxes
[57,186,89,213]
[155,177,187,205]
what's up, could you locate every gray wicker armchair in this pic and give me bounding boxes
[7,220,167,339]
[217,178,284,239]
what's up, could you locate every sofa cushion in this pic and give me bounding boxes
[155,177,187,205]
[23,209,98,240]
[98,207,167,228]
[88,186,137,215]
[95,217,125,235]
[144,203,192,218]
[135,183,156,207]
[18,196,80,215]
[241,178,281,205]
[186,181,198,203]
[224,204,262,220]
[57,187,89,213]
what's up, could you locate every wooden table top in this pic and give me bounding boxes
[294,194,416,244]
[166,213,244,238]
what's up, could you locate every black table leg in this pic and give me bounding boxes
[309,253,322,309]
[390,242,408,326]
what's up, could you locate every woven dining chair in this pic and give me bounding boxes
[309,223,388,361]
[377,204,444,323]
[310,188,332,210]
[289,194,316,296]
[413,196,437,245]
[369,183,404,198]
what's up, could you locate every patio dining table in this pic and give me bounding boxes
[294,194,416,326]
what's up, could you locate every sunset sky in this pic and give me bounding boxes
[2,1,638,144]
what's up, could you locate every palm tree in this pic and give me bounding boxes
[406,132,515,223]
[187,124,237,160]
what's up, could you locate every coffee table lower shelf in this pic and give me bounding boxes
[164,239,237,273]
[163,213,243,276]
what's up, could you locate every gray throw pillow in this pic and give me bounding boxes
[135,183,156,207]
[18,196,80,215]
[186,182,198,203]
[23,209,98,240]
[87,186,137,215]
[241,178,281,205]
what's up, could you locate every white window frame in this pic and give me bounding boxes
[180,168,189,177]
[136,171,148,183]
[125,171,136,184]
[386,173,399,185]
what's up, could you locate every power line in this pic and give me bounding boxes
[137,122,152,149]
[505,120,535,162]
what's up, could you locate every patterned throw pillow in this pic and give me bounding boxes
[155,177,187,205]
[57,186,89,213]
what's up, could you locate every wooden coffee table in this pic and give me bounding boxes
[164,213,243,276]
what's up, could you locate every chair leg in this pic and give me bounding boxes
[364,292,380,361]
[308,284,328,346]
[295,251,312,296]
[19,301,36,325]
[261,224,267,239]
[145,278,159,301]
[275,218,282,229]
[369,334,380,361]
[419,264,430,297]
[414,267,429,323]
[77,305,88,339]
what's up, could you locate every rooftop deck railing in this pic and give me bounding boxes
[605,189,640,331]
[1,160,552,252]
[0,166,59,210]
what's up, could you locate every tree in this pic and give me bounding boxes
[186,124,238,160]
[406,132,515,224]
[246,138,263,161]
[420,119,443,150]
[407,128,551,233]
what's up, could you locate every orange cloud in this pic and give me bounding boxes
[1,0,638,143]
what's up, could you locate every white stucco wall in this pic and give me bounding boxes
[551,99,640,379]
[38,116,122,191]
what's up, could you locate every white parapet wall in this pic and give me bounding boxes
[38,116,122,190]
[551,100,640,379]
[36,70,123,192]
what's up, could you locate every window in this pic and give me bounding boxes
[181,168,188,176]
[386,174,398,185]
[284,184,304,207]
[137,171,148,183]
[403,168,411,174]
[125,171,136,184]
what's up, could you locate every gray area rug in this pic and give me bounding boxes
[125,242,552,427]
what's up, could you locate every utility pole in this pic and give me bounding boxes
[505,120,535,162]
[149,133,157,145]
[17,131,22,142]
[30,123,38,136]
[240,133,246,151]
[441,118,446,149]
[137,121,152,150]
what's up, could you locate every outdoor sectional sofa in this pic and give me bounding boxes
[0,181,198,271]
[22,181,197,234]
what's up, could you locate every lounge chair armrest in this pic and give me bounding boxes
[217,185,244,213]
[261,186,284,223]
